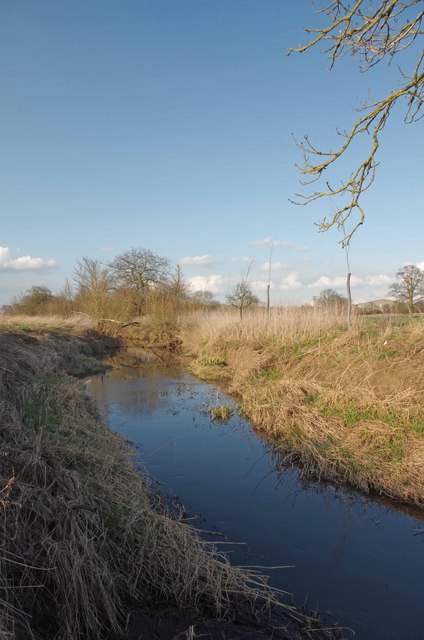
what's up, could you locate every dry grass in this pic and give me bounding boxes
[181,307,348,355]
[181,308,424,506]
[0,313,95,331]
[0,328,337,640]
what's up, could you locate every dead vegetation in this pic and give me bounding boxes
[182,309,424,506]
[0,327,342,640]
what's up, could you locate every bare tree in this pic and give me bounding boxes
[226,282,259,321]
[314,288,348,311]
[109,248,170,315]
[169,264,188,314]
[191,290,218,307]
[226,259,259,321]
[73,257,112,320]
[388,264,424,316]
[9,286,54,316]
[151,265,189,318]
[58,279,74,317]
[290,1,424,245]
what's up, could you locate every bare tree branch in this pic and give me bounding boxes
[289,0,424,244]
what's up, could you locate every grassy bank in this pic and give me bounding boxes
[0,323,341,640]
[181,308,424,507]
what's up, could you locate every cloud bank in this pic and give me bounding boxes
[0,247,57,271]
[307,275,363,289]
[179,255,215,267]
[259,261,287,272]
[366,274,393,287]
[278,273,302,290]
[186,274,225,293]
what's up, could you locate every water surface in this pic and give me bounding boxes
[89,365,424,640]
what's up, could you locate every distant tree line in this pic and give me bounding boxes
[3,250,423,322]
[314,265,424,317]
[2,247,221,323]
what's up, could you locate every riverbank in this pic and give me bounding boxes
[181,309,424,507]
[0,323,340,640]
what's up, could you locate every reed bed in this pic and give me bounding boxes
[181,306,349,353]
[0,329,340,640]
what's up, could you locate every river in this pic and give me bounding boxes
[89,363,424,640]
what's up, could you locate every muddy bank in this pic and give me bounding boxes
[126,607,332,640]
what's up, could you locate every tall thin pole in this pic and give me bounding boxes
[267,242,273,319]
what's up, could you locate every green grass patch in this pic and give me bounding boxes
[257,367,280,381]
[292,338,320,360]
[17,377,66,432]
[290,333,338,360]
[307,394,424,435]
[65,352,110,376]
[377,349,397,360]
[208,405,234,422]
[200,355,227,366]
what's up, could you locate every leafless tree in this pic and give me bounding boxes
[109,248,170,315]
[314,288,348,311]
[388,264,424,316]
[226,259,259,321]
[73,257,112,320]
[150,265,189,318]
[8,286,54,316]
[226,282,259,321]
[290,0,424,245]
[191,290,218,307]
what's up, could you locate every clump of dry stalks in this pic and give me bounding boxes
[0,329,336,640]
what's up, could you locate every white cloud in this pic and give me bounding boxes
[259,261,288,272]
[307,275,362,289]
[416,261,424,271]
[366,274,394,287]
[179,255,215,267]
[0,247,57,271]
[278,273,302,291]
[186,275,225,293]
[251,279,273,291]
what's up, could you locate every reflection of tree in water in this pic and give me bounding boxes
[89,364,185,420]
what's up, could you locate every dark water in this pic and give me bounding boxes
[89,365,424,640]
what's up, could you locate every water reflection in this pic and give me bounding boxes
[89,365,424,640]
[267,445,424,524]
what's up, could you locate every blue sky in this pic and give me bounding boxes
[1,1,422,306]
